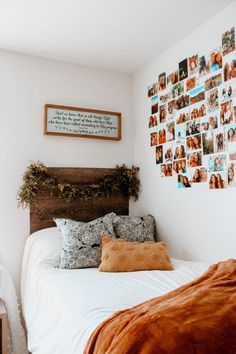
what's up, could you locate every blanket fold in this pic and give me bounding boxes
[84,259,236,354]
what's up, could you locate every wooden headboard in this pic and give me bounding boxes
[30,167,129,233]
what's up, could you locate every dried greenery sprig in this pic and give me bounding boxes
[17,161,140,208]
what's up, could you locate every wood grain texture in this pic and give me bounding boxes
[30,167,129,233]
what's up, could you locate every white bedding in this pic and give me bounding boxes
[21,227,210,354]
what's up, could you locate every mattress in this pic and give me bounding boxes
[21,227,209,354]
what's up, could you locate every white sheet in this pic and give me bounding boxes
[21,227,209,354]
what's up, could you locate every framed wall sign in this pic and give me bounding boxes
[44,104,122,141]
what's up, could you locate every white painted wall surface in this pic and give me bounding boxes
[133,1,236,263]
[0,51,133,292]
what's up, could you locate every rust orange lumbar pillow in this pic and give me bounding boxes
[99,236,174,272]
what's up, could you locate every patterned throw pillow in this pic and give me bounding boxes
[54,213,116,269]
[113,214,155,242]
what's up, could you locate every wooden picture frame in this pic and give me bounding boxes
[44,104,122,141]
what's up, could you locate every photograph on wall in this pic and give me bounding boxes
[171,81,185,99]
[159,103,167,123]
[220,100,233,125]
[222,27,235,56]
[227,161,236,187]
[163,142,173,162]
[226,123,236,142]
[186,75,198,91]
[160,92,171,104]
[202,131,214,155]
[176,106,190,124]
[167,99,176,121]
[166,121,175,141]
[228,142,236,160]
[199,54,210,77]
[178,173,192,188]
[151,95,159,114]
[210,48,222,72]
[201,113,218,132]
[208,154,227,172]
[186,119,201,136]
[176,94,190,110]
[205,72,222,91]
[160,163,173,177]
[158,126,167,144]
[150,132,158,147]
[190,101,206,119]
[191,167,207,183]
[179,58,188,81]
[188,54,198,76]
[205,88,219,113]
[173,159,186,174]
[156,145,163,164]
[220,79,236,102]
[167,71,179,87]
[214,128,227,153]
[223,51,236,81]
[186,134,202,151]
[209,171,227,189]
[173,141,186,160]
[187,150,202,168]
[189,85,205,105]
[149,114,158,128]
[175,123,186,142]
[147,82,158,97]
[159,72,167,91]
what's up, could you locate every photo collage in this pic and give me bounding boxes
[148,27,236,189]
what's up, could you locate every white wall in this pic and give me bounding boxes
[0,50,133,292]
[133,1,236,263]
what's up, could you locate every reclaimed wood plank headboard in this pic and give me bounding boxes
[30,167,129,233]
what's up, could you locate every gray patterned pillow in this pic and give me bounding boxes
[54,213,116,269]
[113,214,155,243]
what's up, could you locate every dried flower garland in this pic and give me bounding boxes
[17,161,140,208]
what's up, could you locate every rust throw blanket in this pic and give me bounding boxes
[84,259,236,354]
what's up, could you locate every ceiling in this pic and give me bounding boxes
[0,0,234,74]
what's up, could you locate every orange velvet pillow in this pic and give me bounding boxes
[99,236,174,272]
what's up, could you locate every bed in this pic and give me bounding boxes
[21,167,235,353]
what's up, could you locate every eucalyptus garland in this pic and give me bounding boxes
[17,161,140,208]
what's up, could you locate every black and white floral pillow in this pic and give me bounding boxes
[113,214,156,243]
[54,213,116,269]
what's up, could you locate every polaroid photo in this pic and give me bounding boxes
[173,141,186,160]
[219,79,236,102]
[166,121,175,142]
[167,71,179,87]
[214,128,227,153]
[148,115,158,128]
[191,167,207,183]
[189,85,205,105]
[210,47,222,72]
[201,113,218,132]
[186,134,202,151]
[222,27,235,56]
[199,54,210,77]
[159,91,171,105]
[171,81,184,99]
[186,119,201,136]
[159,72,167,91]
[158,125,167,144]
[175,106,190,124]
[188,54,198,76]
[156,145,163,164]
[167,99,176,121]
[176,94,190,110]
[209,171,227,189]
[147,82,158,98]
[208,153,227,172]
[228,141,236,160]
[187,150,202,168]
[173,159,186,175]
[190,101,206,119]
[160,163,173,177]
[150,132,158,147]
[163,141,173,163]
[175,123,186,143]
[186,75,198,92]
[178,173,192,188]
[205,88,219,113]
[223,51,236,81]
[205,72,222,91]
[159,103,167,124]
[202,131,214,155]
[227,161,236,187]
[179,59,188,81]
[151,95,158,115]
[225,123,236,142]
[220,100,233,125]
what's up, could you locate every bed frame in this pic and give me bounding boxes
[30,167,129,233]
